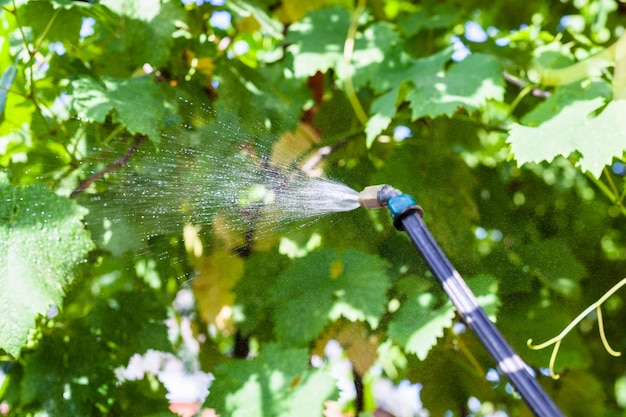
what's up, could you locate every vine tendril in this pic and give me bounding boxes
[527,277,626,379]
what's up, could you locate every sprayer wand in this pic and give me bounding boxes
[358,185,565,417]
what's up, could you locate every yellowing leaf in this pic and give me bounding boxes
[184,49,216,78]
[271,122,321,168]
[330,259,343,279]
[236,15,261,33]
[314,320,379,375]
[212,213,246,250]
[276,0,349,23]
[192,249,244,332]
[196,57,216,78]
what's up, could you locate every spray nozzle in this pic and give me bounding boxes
[358,184,402,209]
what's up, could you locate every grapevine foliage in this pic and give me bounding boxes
[1,1,626,417]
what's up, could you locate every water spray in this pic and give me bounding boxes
[358,185,564,417]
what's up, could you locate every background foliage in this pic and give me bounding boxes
[1,0,626,416]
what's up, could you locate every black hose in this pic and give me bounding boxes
[397,210,564,417]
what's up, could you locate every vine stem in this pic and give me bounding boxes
[10,0,66,138]
[70,135,148,198]
[503,72,551,98]
[527,276,626,379]
[342,0,368,126]
[451,328,485,378]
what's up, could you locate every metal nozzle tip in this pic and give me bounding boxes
[358,184,402,209]
[358,185,385,209]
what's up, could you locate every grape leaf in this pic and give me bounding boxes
[349,23,406,90]
[521,80,612,125]
[192,249,245,330]
[328,249,392,325]
[273,248,390,346]
[313,320,378,375]
[0,183,93,357]
[388,293,456,360]
[389,276,500,360]
[407,50,505,120]
[366,50,504,143]
[233,252,291,340]
[84,290,172,362]
[13,290,171,416]
[365,88,399,147]
[398,4,459,35]
[284,7,350,79]
[214,62,307,140]
[208,344,337,416]
[70,75,166,143]
[285,10,409,91]
[508,98,626,177]
[21,1,83,45]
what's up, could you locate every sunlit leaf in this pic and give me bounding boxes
[388,293,456,360]
[365,88,398,147]
[521,80,612,125]
[284,7,350,79]
[508,98,626,177]
[0,183,93,357]
[408,50,505,120]
[70,75,166,142]
[273,248,390,346]
[208,344,337,416]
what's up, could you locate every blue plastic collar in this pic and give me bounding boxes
[388,194,416,221]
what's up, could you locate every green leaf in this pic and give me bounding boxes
[228,0,284,40]
[233,252,291,339]
[348,23,406,90]
[273,248,390,345]
[115,377,177,417]
[521,80,612,125]
[9,290,171,415]
[209,344,337,416]
[365,88,398,147]
[21,1,83,45]
[214,62,307,140]
[389,275,500,360]
[71,75,165,142]
[407,51,505,120]
[328,249,392,325]
[104,77,165,141]
[0,183,93,357]
[398,4,459,36]
[285,7,350,79]
[85,290,172,361]
[70,76,111,123]
[388,293,456,360]
[508,98,626,177]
